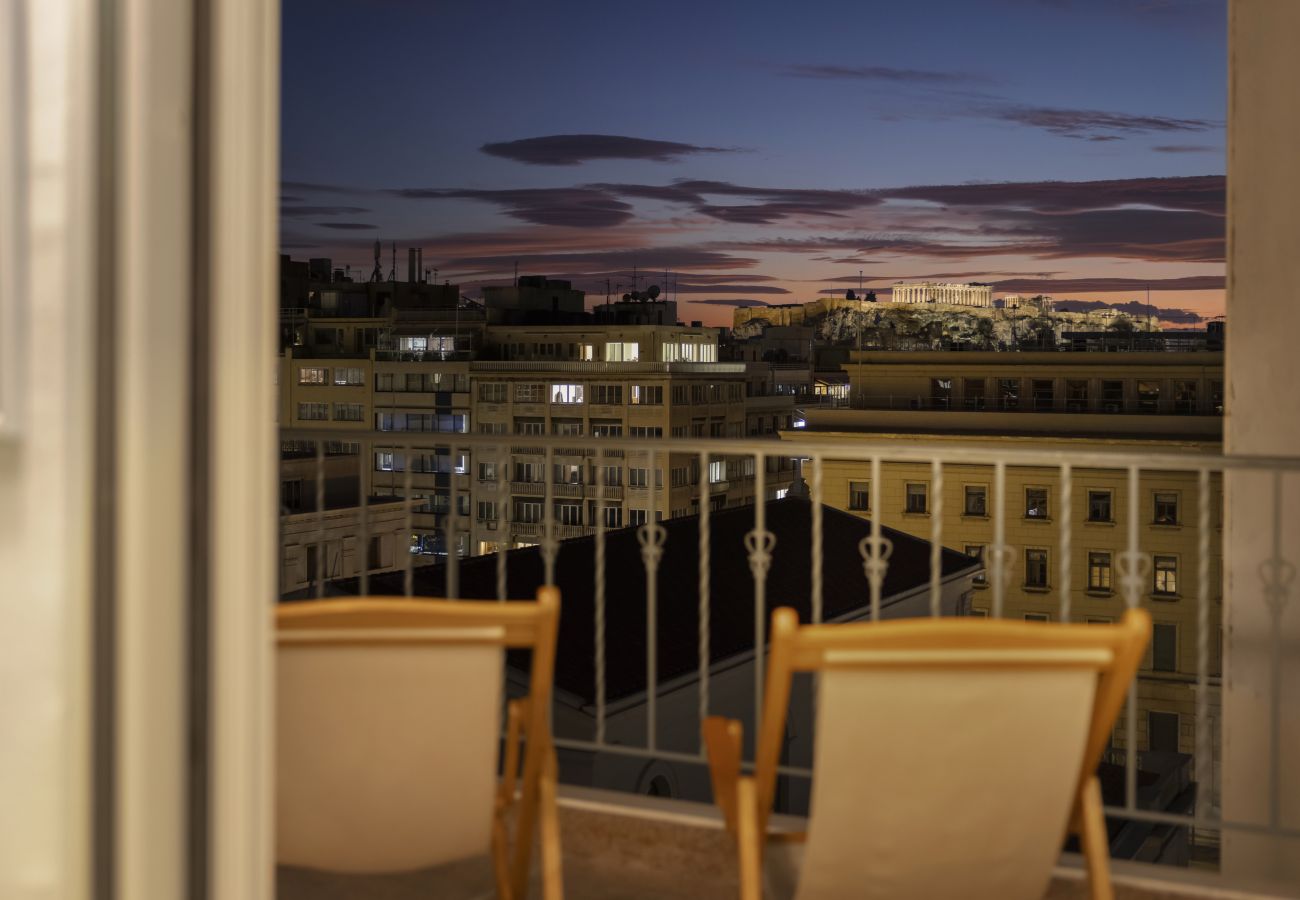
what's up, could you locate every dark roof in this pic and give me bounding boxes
[310,497,979,706]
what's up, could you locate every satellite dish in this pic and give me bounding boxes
[647,284,661,300]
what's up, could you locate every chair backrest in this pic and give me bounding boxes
[753,608,1149,900]
[275,592,558,874]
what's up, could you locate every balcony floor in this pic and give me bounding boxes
[277,788,1253,900]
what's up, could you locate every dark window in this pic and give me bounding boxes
[281,479,303,513]
[930,377,953,409]
[1025,488,1049,519]
[1101,380,1125,413]
[999,378,1020,410]
[964,485,987,517]
[1024,613,1050,623]
[1137,380,1161,413]
[965,545,986,584]
[1066,379,1089,412]
[1032,379,1054,411]
[1087,490,1113,523]
[367,536,384,570]
[1025,549,1049,588]
[1154,492,1179,525]
[905,483,927,514]
[848,481,870,511]
[1088,551,1112,592]
[304,544,319,583]
[963,378,987,410]
[1173,380,1198,414]
[1210,380,1224,415]
[1152,623,1178,672]
[1148,710,1179,752]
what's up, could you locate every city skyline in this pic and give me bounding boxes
[281,0,1226,327]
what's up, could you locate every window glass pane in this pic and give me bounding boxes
[848,481,870,511]
[964,486,986,516]
[1025,488,1049,519]
[1087,490,1112,522]
[905,483,927,513]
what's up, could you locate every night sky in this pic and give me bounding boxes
[281,0,1226,327]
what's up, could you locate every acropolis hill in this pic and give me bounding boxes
[732,295,1158,348]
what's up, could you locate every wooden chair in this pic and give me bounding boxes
[276,588,563,899]
[704,607,1150,900]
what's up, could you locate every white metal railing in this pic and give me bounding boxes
[279,426,1300,871]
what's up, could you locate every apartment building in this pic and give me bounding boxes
[843,350,1224,415]
[781,349,1226,813]
[279,271,796,566]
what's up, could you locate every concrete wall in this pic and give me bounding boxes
[1223,0,1300,884]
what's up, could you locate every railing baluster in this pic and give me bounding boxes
[863,455,888,622]
[595,490,607,746]
[698,450,711,752]
[403,443,413,597]
[358,446,369,596]
[446,442,459,600]
[542,445,557,585]
[1196,467,1211,825]
[315,442,325,598]
[496,446,507,602]
[810,455,823,625]
[929,458,944,617]
[746,453,774,738]
[1121,464,1145,813]
[1058,462,1072,622]
[638,448,666,751]
[991,460,1007,618]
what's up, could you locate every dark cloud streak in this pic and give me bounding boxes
[480,134,736,166]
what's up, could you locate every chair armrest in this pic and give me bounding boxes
[703,716,744,834]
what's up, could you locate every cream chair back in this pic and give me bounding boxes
[796,648,1107,900]
[276,628,504,873]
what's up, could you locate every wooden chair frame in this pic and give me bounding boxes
[277,587,563,900]
[704,607,1151,900]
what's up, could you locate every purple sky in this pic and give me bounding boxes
[281,0,1226,327]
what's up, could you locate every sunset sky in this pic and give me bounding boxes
[281,0,1226,327]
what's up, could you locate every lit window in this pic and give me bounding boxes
[604,341,640,362]
[1088,552,1112,592]
[1154,556,1179,596]
[298,366,328,385]
[550,383,584,404]
[708,460,726,484]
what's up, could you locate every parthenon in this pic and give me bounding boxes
[890,281,994,307]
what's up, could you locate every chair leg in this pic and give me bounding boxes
[1078,776,1113,900]
[736,776,762,900]
[703,717,744,834]
[539,747,564,900]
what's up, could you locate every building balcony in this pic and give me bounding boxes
[276,425,1300,895]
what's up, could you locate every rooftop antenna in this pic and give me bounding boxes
[370,240,383,283]
[513,260,518,287]
[388,242,396,282]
